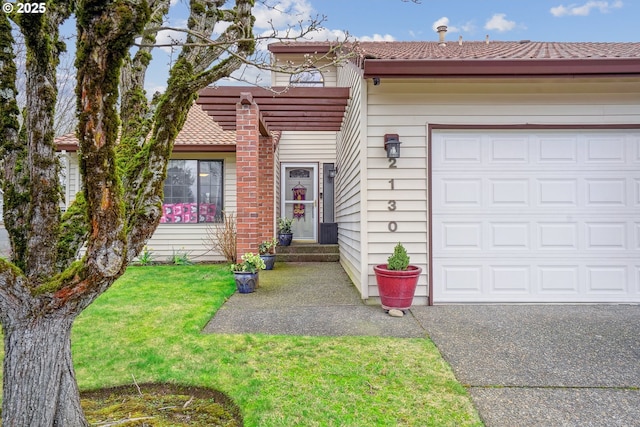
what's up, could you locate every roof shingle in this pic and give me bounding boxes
[355,41,640,61]
[55,103,236,151]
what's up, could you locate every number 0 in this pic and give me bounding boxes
[388,221,398,232]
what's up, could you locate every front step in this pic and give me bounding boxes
[276,243,339,262]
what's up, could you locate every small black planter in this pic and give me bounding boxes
[234,271,258,293]
[260,254,276,270]
[278,233,293,246]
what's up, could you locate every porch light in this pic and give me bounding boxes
[384,134,401,158]
[328,167,337,178]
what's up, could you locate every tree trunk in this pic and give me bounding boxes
[2,315,87,426]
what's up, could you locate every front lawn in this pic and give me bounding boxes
[69,264,482,426]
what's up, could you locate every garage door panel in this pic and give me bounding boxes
[537,179,578,205]
[586,222,627,249]
[490,137,529,162]
[586,266,628,293]
[490,179,529,205]
[441,265,483,292]
[440,222,482,249]
[538,222,578,249]
[539,266,579,292]
[433,131,640,303]
[586,136,626,163]
[490,222,529,249]
[441,137,482,162]
[585,179,626,205]
[490,266,530,292]
[436,179,481,205]
[538,136,578,163]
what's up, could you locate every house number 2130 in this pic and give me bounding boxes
[388,175,397,232]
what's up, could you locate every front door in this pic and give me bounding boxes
[281,163,318,241]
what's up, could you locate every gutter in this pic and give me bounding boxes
[363,58,640,79]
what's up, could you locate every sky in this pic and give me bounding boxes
[141,0,638,92]
[47,0,638,96]
[299,0,638,43]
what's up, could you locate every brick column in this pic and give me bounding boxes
[235,94,260,262]
[258,135,275,242]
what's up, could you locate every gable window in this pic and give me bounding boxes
[290,67,324,87]
[161,160,223,223]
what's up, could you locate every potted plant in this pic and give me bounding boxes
[258,237,278,270]
[231,252,266,293]
[373,243,422,312]
[277,217,293,246]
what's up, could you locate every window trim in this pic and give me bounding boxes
[161,159,224,224]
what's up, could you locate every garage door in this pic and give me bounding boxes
[432,131,640,303]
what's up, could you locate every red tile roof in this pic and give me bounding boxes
[356,41,640,60]
[174,102,236,147]
[270,40,640,78]
[55,103,236,151]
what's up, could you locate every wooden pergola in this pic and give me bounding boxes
[196,86,350,132]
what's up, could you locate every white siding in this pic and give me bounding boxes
[64,151,237,263]
[335,62,365,294]
[365,77,640,305]
[271,55,338,87]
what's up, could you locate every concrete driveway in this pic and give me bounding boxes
[411,305,640,427]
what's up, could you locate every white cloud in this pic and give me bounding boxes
[460,21,476,33]
[252,0,316,31]
[431,17,460,33]
[550,1,623,17]
[484,13,516,32]
[357,34,395,42]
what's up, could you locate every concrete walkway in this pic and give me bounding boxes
[204,262,428,338]
[204,262,640,426]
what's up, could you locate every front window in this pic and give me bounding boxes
[161,160,223,223]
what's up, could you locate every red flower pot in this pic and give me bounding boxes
[373,264,422,310]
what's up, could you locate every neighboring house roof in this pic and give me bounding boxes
[269,40,640,78]
[55,103,236,152]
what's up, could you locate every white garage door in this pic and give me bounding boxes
[432,131,640,303]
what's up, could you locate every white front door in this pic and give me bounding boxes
[281,163,318,241]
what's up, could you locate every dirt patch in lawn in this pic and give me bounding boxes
[81,383,242,426]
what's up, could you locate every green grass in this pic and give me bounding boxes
[70,265,480,426]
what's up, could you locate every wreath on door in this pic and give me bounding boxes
[292,183,306,220]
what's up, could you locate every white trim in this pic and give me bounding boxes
[280,163,319,241]
[360,79,370,299]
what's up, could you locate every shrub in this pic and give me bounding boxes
[387,242,410,271]
[231,252,266,273]
[277,217,293,234]
[258,237,278,255]
[205,211,237,263]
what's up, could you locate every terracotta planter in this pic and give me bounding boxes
[234,271,258,293]
[373,264,422,310]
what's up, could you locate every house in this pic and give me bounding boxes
[51,30,640,304]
